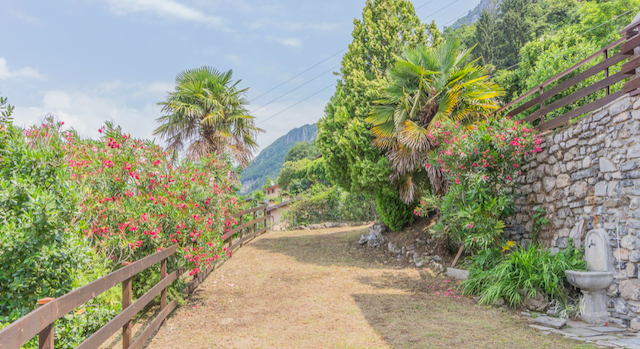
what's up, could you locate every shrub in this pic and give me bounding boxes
[374,188,414,231]
[415,118,541,252]
[462,243,586,307]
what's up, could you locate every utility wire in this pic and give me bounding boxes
[249,49,345,103]
[255,0,470,124]
[256,84,336,125]
[421,0,461,22]
[580,5,640,35]
[251,65,340,113]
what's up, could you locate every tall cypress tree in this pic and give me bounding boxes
[316,0,428,230]
[497,0,543,68]
[475,10,499,66]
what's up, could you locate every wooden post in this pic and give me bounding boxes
[239,215,244,247]
[253,211,257,234]
[539,86,545,122]
[121,261,134,349]
[604,49,610,96]
[263,208,268,233]
[160,258,167,325]
[451,245,465,268]
[37,298,55,349]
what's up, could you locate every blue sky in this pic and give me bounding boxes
[1,0,480,150]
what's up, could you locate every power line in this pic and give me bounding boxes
[254,0,470,125]
[420,0,461,22]
[256,84,336,125]
[251,65,339,114]
[415,0,435,11]
[249,49,345,103]
[491,6,640,77]
[580,5,640,35]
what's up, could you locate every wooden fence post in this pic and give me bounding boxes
[121,261,134,349]
[160,257,167,325]
[253,211,257,235]
[539,86,545,122]
[264,207,268,233]
[604,49,610,96]
[239,215,244,247]
[37,298,55,349]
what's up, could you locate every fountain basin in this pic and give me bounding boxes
[565,270,614,292]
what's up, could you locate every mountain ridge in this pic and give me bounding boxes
[240,123,318,193]
[449,0,499,29]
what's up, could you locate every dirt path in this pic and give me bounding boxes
[145,226,594,349]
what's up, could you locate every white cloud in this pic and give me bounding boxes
[266,36,302,48]
[13,81,172,141]
[104,0,229,31]
[225,54,242,66]
[0,58,44,80]
[8,9,40,25]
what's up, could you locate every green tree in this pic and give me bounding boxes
[284,141,318,162]
[154,66,264,167]
[497,0,544,68]
[316,0,428,230]
[475,10,499,66]
[367,40,503,203]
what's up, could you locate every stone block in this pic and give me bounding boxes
[626,263,638,278]
[542,177,556,193]
[629,145,640,159]
[620,162,638,172]
[599,157,617,172]
[556,174,571,188]
[620,279,640,301]
[615,248,630,261]
[595,182,608,197]
[609,97,631,115]
[621,235,640,250]
[631,318,640,330]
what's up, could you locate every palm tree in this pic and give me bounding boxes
[154,67,264,167]
[367,40,504,203]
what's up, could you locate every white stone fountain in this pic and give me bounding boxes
[565,229,614,325]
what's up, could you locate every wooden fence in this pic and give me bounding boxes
[0,205,268,349]
[497,19,640,132]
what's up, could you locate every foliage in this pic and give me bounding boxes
[277,157,328,195]
[368,40,504,203]
[475,10,500,66]
[415,118,541,252]
[283,185,377,227]
[531,207,549,242]
[0,119,91,315]
[241,123,317,193]
[284,141,319,162]
[462,243,586,307]
[154,66,263,167]
[497,0,546,68]
[574,0,640,46]
[316,0,431,230]
[374,188,414,231]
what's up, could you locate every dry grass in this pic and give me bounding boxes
[144,226,595,349]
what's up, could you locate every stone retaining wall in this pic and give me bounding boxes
[506,94,640,328]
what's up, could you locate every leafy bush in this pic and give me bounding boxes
[374,188,414,231]
[283,185,377,227]
[415,118,541,252]
[462,243,586,307]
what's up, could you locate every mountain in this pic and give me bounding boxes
[449,0,500,29]
[240,123,318,193]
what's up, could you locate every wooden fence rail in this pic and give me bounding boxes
[0,205,269,349]
[496,19,640,132]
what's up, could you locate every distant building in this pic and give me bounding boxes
[264,184,280,198]
[267,200,294,231]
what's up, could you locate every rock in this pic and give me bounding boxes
[429,262,445,274]
[307,223,325,230]
[542,177,556,193]
[595,182,608,197]
[631,318,640,331]
[359,223,389,248]
[533,315,567,329]
[445,267,469,280]
[432,255,443,263]
[388,241,398,254]
[612,298,629,314]
[620,279,640,301]
[600,157,617,172]
[621,235,640,250]
[556,174,571,188]
[524,293,549,312]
